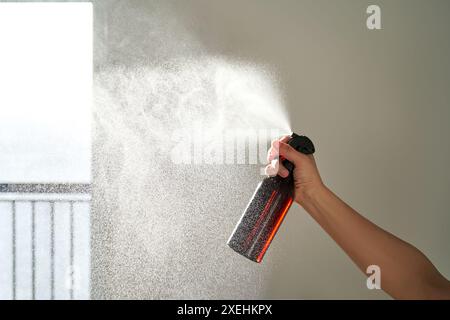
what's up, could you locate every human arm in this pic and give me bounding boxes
[266,136,450,299]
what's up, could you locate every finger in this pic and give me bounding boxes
[279,141,302,164]
[270,135,290,149]
[267,146,279,163]
[264,162,277,176]
[270,135,290,150]
[264,165,274,176]
[270,139,279,150]
[268,135,290,162]
[279,135,290,143]
[265,158,290,178]
[277,162,289,178]
[267,158,282,176]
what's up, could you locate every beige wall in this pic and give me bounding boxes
[173,0,450,299]
[92,0,450,299]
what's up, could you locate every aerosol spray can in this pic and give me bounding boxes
[227,133,315,262]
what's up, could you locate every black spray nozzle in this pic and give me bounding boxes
[282,133,315,174]
[288,133,315,155]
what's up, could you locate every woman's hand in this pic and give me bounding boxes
[265,135,324,205]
